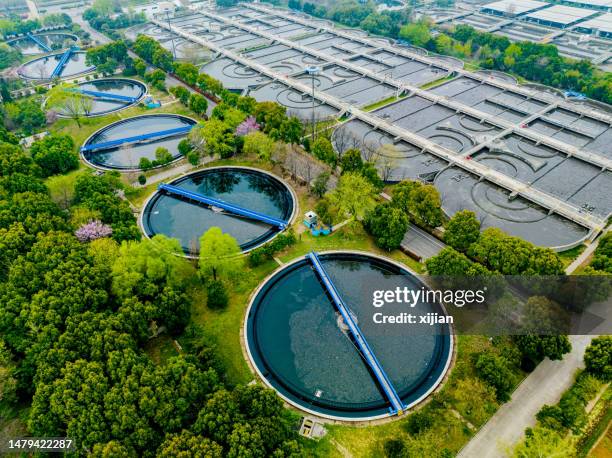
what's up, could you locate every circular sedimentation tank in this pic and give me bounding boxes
[246,252,453,421]
[18,50,93,80]
[141,167,296,255]
[81,114,196,171]
[7,32,77,56]
[54,78,146,117]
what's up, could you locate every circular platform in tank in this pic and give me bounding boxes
[7,32,78,56]
[141,167,296,255]
[81,114,196,171]
[18,50,93,81]
[53,78,146,117]
[246,252,453,421]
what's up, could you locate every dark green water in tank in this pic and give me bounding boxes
[247,253,452,418]
[142,168,294,254]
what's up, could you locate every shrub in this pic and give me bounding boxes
[584,336,612,381]
[404,411,434,435]
[187,150,199,166]
[138,174,146,185]
[178,139,193,157]
[139,157,153,171]
[383,439,405,457]
[475,352,515,402]
[207,280,228,309]
[248,231,296,267]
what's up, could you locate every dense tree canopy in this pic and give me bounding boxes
[30,134,79,177]
[392,180,444,228]
[444,210,480,252]
[364,203,409,251]
[584,336,611,381]
[469,228,564,275]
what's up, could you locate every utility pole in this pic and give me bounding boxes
[305,65,320,140]
[166,10,177,60]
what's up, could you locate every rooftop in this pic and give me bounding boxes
[561,0,612,9]
[481,0,550,16]
[524,4,599,25]
[575,11,612,31]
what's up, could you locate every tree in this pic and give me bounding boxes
[0,43,19,71]
[157,431,223,457]
[280,116,302,144]
[188,93,208,116]
[384,439,406,458]
[0,142,40,177]
[29,134,78,177]
[469,228,564,275]
[404,410,434,435]
[364,203,409,251]
[409,184,443,228]
[512,426,575,458]
[475,352,515,402]
[46,83,93,128]
[242,131,275,160]
[6,100,46,134]
[340,148,363,174]
[584,336,611,381]
[173,62,199,86]
[311,171,330,197]
[327,173,376,220]
[392,180,443,227]
[254,101,287,133]
[445,210,480,252]
[311,137,336,165]
[236,116,260,137]
[399,21,431,47]
[190,120,236,158]
[111,235,192,301]
[207,280,228,310]
[170,86,190,106]
[145,69,166,91]
[198,227,242,281]
[75,220,113,242]
[155,147,173,166]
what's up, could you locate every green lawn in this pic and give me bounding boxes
[362,96,399,112]
[558,244,586,268]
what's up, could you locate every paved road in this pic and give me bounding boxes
[457,335,593,457]
[565,227,610,274]
[401,224,446,260]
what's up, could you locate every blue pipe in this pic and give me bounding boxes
[307,251,405,415]
[158,183,288,229]
[81,125,193,153]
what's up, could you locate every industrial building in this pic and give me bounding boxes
[480,0,549,17]
[558,0,612,12]
[574,12,612,36]
[524,4,600,28]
